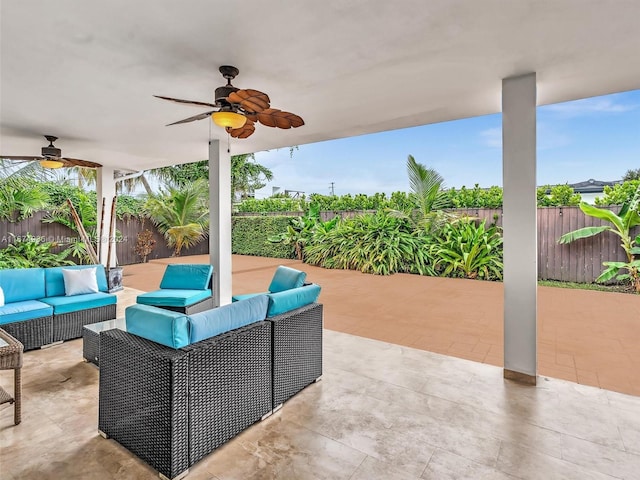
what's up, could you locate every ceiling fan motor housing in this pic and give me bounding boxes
[42,145,62,158]
[215,85,239,105]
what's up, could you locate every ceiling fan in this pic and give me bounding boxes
[154,65,304,139]
[1,135,101,169]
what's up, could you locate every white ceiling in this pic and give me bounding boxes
[2,0,639,171]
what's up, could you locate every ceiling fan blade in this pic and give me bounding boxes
[154,95,217,109]
[0,155,43,161]
[256,109,305,129]
[226,119,255,139]
[228,89,271,113]
[61,157,103,168]
[167,110,217,126]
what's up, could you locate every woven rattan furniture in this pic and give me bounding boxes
[0,265,117,350]
[1,316,53,351]
[136,264,215,315]
[269,302,323,410]
[98,321,273,480]
[0,328,23,425]
[82,317,126,366]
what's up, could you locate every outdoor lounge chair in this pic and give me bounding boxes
[136,264,214,314]
[231,265,307,302]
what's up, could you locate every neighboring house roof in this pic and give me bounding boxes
[567,179,622,194]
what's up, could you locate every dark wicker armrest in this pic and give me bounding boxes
[98,329,190,480]
[268,303,323,409]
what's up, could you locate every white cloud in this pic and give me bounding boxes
[544,98,637,117]
[479,127,502,148]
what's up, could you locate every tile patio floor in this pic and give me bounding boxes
[125,254,640,397]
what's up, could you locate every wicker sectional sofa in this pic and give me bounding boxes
[98,284,322,480]
[0,265,117,350]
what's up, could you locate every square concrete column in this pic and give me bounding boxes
[209,139,232,306]
[502,73,537,385]
[96,166,116,268]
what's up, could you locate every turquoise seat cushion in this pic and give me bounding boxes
[126,304,190,349]
[267,284,321,317]
[0,300,53,325]
[159,264,213,290]
[39,292,116,315]
[231,292,268,303]
[45,265,108,297]
[0,268,46,302]
[268,266,307,293]
[137,289,212,308]
[189,294,269,344]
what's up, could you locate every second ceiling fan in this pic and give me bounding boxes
[154,65,304,139]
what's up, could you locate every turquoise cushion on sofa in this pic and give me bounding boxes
[39,292,116,315]
[0,300,53,325]
[268,266,307,293]
[0,268,46,302]
[159,264,213,290]
[137,289,212,307]
[267,284,321,317]
[231,292,268,302]
[45,265,108,297]
[189,294,268,344]
[125,304,190,349]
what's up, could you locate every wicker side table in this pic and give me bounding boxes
[0,328,23,425]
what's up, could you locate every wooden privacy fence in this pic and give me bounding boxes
[1,207,634,283]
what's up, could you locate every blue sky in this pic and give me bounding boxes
[253,89,640,198]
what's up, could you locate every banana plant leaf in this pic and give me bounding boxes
[579,202,624,232]
[559,226,609,244]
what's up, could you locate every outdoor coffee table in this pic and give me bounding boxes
[0,328,23,425]
[83,318,126,367]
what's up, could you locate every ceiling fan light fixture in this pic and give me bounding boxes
[212,111,246,129]
[39,159,64,169]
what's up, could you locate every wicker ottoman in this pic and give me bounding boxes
[0,328,23,425]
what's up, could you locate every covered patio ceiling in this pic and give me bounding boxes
[2,0,640,171]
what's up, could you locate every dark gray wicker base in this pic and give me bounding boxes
[269,303,323,409]
[82,327,100,366]
[154,296,215,315]
[1,315,54,351]
[53,304,117,342]
[98,321,272,480]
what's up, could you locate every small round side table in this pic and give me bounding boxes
[0,328,23,425]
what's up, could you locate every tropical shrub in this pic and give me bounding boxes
[595,180,640,212]
[431,219,504,280]
[304,212,436,275]
[0,234,74,269]
[144,179,209,256]
[236,196,307,213]
[444,184,503,209]
[560,186,640,292]
[266,204,339,260]
[232,216,295,258]
[537,184,581,207]
[0,177,49,221]
[134,229,156,263]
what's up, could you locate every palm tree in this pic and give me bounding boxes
[387,155,453,233]
[0,161,50,221]
[144,179,209,256]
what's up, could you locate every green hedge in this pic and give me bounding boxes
[231,216,295,259]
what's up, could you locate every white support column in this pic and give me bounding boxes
[96,166,116,268]
[209,139,232,306]
[502,73,537,385]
